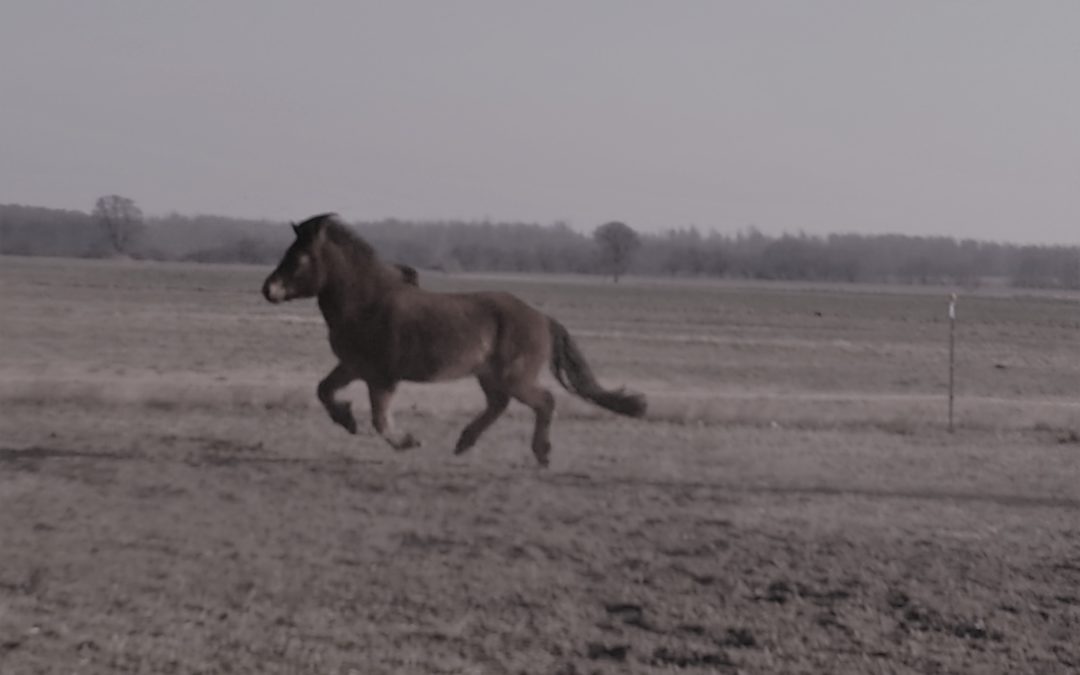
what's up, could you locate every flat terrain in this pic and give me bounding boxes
[2,255,1080,674]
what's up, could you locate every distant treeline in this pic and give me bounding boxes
[2,202,1078,289]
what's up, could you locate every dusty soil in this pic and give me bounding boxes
[2,257,1080,673]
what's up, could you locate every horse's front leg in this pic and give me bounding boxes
[317,364,359,434]
[368,382,421,451]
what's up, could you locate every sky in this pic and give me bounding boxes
[1,1,1078,244]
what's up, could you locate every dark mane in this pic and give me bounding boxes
[298,213,377,261]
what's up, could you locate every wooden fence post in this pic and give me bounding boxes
[948,293,957,433]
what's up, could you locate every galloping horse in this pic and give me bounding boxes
[261,213,646,466]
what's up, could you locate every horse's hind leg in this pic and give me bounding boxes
[454,376,510,456]
[368,382,421,451]
[510,382,555,467]
[317,364,358,434]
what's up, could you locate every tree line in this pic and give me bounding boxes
[1,199,1078,289]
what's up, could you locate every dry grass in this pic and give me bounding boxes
[2,255,1080,673]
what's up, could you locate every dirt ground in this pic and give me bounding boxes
[2,257,1080,674]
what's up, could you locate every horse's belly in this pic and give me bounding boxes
[406,363,475,383]
[401,336,492,383]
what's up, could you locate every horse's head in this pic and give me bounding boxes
[262,213,337,303]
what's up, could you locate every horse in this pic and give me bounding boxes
[261,213,646,466]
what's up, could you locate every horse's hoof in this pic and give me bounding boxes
[533,442,551,468]
[394,434,421,451]
[329,407,357,434]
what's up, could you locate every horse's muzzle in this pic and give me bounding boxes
[262,278,287,303]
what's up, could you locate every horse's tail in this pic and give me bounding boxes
[548,318,647,418]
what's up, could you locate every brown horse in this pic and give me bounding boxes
[261,213,646,466]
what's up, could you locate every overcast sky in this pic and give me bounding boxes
[1,2,1078,244]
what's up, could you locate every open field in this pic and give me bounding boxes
[2,255,1080,673]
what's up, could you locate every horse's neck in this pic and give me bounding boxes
[316,288,347,327]
[317,252,390,323]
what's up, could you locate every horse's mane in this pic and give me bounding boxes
[299,213,377,262]
[297,213,420,286]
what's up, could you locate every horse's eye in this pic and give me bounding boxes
[297,254,310,268]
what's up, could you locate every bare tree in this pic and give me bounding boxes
[593,220,640,282]
[93,195,144,255]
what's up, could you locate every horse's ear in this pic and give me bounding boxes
[291,221,299,235]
